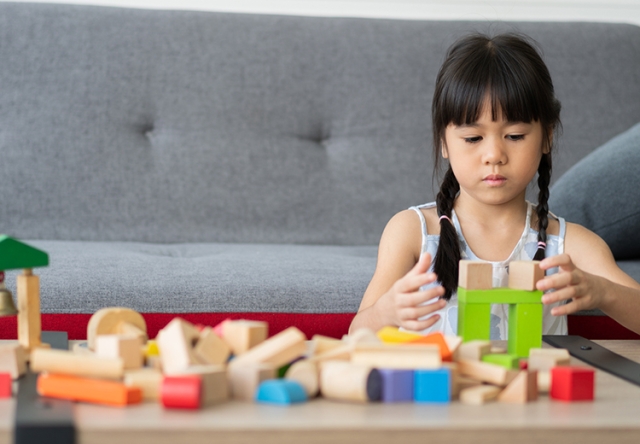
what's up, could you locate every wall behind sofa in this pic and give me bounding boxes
[3,0,640,25]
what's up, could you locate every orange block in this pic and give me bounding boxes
[407,332,452,361]
[37,373,142,407]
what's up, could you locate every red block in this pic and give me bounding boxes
[0,373,11,398]
[550,366,595,402]
[161,375,202,409]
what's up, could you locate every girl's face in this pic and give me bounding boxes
[442,99,547,207]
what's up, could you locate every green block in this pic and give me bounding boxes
[482,353,520,370]
[278,362,292,378]
[508,303,543,357]
[458,301,491,342]
[0,235,49,270]
[458,287,543,304]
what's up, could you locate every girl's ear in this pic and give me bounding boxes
[542,128,553,154]
[441,141,449,159]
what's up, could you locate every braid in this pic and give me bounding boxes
[434,167,461,301]
[533,152,552,261]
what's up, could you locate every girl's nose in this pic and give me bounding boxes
[482,138,507,165]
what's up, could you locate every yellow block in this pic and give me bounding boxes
[376,326,422,344]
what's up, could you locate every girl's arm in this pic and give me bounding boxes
[349,210,445,334]
[537,222,640,334]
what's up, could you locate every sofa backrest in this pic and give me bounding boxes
[1,3,639,245]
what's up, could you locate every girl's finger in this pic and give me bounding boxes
[401,314,441,332]
[396,271,438,294]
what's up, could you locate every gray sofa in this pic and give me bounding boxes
[1,2,639,340]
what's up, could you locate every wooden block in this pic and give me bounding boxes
[228,363,277,401]
[528,348,571,371]
[228,326,306,369]
[498,370,538,403]
[72,342,94,356]
[309,343,353,364]
[0,373,11,398]
[95,334,144,370]
[0,344,27,379]
[550,366,595,402]
[538,370,551,393]
[408,332,453,361]
[376,326,421,343]
[285,359,319,397]
[457,359,519,387]
[451,375,482,400]
[157,318,207,375]
[508,261,544,291]
[256,380,308,405]
[30,348,124,380]
[320,361,382,403]
[342,328,381,345]
[459,385,501,405]
[87,307,147,351]
[351,343,441,370]
[458,260,493,289]
[174,365,229,406]
[458,340,492,361]
[161,375,201,409]
[222,320,268,356]
[482,353,520,370]
[17,271,42,351]
[378,369,414,403]
[37,373,142,407]
[444,335,463,360]
[310,335,343,355]
[195,327,231,366]
[124,368,163,401]
[414,368,452,403]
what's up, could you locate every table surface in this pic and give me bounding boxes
[2,340,640,444]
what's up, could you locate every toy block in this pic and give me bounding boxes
[457,340,491,361]
[30,348,124,379]
[482,353,520,370]
[175,365,229,406]
[16,270,42,351]
[498,370,538,403]
[222,319,268,355]
[212,318,231,337]
[457,301,491,342]
[95,334,144,370]
[87,307,147,350]
[444,335,463,360]
[508,303,543,357]
[310,335,343,355]
[228,326,306,369]
[285,359,319,397]
[407,332,453,361]
[342,328,381,345]
[37,373,142,407]
[528,348,571,371]
[378,369,414,403]
[459,385,501,405]
[550,366,595,402]
[0,343,27,379]
[319,361,382,403]
[351,343,441,370]
[157,317,207,375]
[458,287,543,304]
[161,375,201,409]
[72,341,94,356]
[228,363,277,401]
[538,371,551,393]
[508,261,544,291]
[376,326,421,343]
[0,373,11,398]
[124,368,163,401]
[451,375,481,399]
[457,359,518,387]
[458,260,493,289]
[519,360,528,370]
[194,327,231,366]
[255,379,308,405]
[414,368,452,403]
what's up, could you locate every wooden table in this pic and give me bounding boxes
[2,340,640,444]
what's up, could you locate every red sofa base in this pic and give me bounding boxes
[0,313,638,341]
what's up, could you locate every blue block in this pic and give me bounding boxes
[379,369,414,403]
[414,368,451,403]
[255,379,308,405]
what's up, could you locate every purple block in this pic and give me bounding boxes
[379,369,414,402]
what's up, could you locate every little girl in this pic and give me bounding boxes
[350,33,640,338]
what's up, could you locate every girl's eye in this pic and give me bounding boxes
[507,134,525,141]
[464,136,482,143]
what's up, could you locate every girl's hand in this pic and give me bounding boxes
[536,253,608,316]
[377,253,446,331]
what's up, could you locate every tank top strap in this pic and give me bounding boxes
[409,205,429,238]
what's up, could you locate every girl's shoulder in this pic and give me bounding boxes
[408,202,441,236]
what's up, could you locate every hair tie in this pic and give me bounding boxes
[439,215,452,224]
[537,241,547,249]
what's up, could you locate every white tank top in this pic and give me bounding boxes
[408,201,568,339]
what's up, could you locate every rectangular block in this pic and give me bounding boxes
[457,302,491,342]
[528,348,571,371]
[457,359,518,386]
[228,326,306,369]
[550,366,595,402]
[351,343,441,369]
[459,384,501,405]
[407,332,452,361]
[508,261,544,291]
[95,334,144,370]
[222,320,268,355]
[458,340,491,361]
[482,353,520,370]
[0,344,27,379]
[458,287,543,304]
[508,303,543,358]
[458,260,493,289]
[414,368,451,403]
[378,369,414,402]
[37,373,142,406]
[0,373,11,398]
[376,326,421,344]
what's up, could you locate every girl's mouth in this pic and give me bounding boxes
[483,174,507,186]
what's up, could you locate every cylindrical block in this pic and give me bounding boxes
[161,376,201,409]
[30,348,124,380]
[285,360,319,397]
[320,361,381,402]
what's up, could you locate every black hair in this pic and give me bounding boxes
[431,33,562,300]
